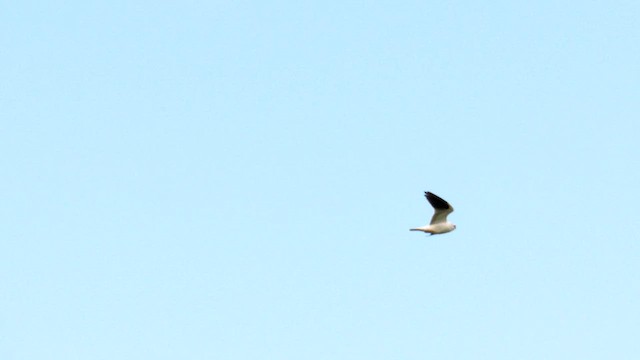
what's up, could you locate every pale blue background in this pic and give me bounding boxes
[2,1,639,359]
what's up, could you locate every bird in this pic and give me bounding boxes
[410,191,456,235]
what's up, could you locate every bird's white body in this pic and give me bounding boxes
[410,191,456,236]
[410,222,456,235]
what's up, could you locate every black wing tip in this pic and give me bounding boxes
[424,191,451,210]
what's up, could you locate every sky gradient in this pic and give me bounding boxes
[2,1,640,359]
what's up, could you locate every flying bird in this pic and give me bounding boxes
[410,191,456,235]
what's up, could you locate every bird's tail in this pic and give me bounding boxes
[409,228,422,231]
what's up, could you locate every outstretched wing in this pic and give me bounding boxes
[425,191,454,225]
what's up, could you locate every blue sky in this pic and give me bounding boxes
[2,1,639,359]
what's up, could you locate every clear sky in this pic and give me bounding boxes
[2,1,639,359]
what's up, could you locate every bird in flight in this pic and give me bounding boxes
[410,192,456,235]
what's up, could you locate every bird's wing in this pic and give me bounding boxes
[425,192,454,224]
